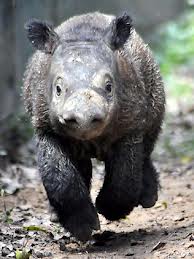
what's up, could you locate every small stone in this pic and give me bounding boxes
[15,228,25,235]
[7,252,15,257]
[189,235,194,241]
[33,250,52,258]
[2,247,10,256]
[151,241,166,251]
[173,215,185,222]
[125,249,134,256]
[44,252,52,257]
[50,213,58,223]
[186,184,191,189]
[185,242,194,249]
[34,251,43,258]
[6,244,13,251]
[163,230,169,236]
[59,241,67,251]
[0,242,6,250]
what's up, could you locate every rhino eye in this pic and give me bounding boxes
[55,77,63,96]
[105,81,112,93]
[56,85,62,96]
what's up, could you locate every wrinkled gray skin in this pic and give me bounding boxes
[49,43,117,141]
[23,12,165,241]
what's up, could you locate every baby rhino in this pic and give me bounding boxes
[23,12,165,241]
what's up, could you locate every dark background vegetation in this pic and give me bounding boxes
[0,0,193,167]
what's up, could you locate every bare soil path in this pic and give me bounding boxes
[0,158,194,259]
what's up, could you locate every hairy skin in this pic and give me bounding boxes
[96,136,143,220]
[23,12,165,241]
[37,134,99,241]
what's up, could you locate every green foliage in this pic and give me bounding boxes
[23,225,49,233]
[15,249,31,259]
[0,188,13,223]
[152,10,194,158]
[0,112,33,162]
[4,113,33,142]
[165,75,193,102]
[153,11,194,75]
[152,10,194,101]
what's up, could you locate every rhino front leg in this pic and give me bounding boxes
[37,134,99,241]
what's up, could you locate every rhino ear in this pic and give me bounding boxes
[25,19,59,54]
[107,13,133,50]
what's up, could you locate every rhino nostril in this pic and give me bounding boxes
[64,117,78,126]
[91,118,102,124]
[91,114,105,125]
[65,118,77,124]
[60,114,79,127]
[60,112,105,128]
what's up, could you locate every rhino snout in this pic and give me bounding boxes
[59,89,108,137]
[60,109,106,129]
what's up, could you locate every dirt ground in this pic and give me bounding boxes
[0,154,194,259]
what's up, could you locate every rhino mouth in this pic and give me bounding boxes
[61,118,109,140]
